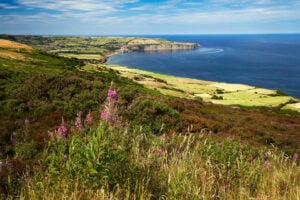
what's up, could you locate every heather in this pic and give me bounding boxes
[4,116,300,199]
[1,85,299,200]
[0,39,300,199]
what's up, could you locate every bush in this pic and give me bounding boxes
[212,95,223,100]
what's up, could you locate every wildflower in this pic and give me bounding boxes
[108,89,117,99]
[85,111,93,125]
[263,160,270,169]
[63,154,68,161]
[25,118,30,126]
[75,112,84,131]
[0,161,2,171]
[24,174,31,183]
[10,132,16,144]
[293,153,299,162]
[44,176,49,182]
[6,160,13,168]
[100,111,109,120]
[57,117,67,139]
[100,87,118,123]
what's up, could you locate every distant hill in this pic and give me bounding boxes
[0,35,199,62]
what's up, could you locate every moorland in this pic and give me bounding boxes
[0,36,299,199]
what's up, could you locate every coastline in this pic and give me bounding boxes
[101,52,299,112]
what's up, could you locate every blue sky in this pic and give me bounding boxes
[1,0,300,35]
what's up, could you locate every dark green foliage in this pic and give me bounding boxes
[128,99,181,134]
[216,89,224,94]
[268,90,288,97]
[212,95,223,100]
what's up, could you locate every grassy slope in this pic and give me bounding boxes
[17,123,300,200]
[3,34,298,111]
[0,39,299,199]
[1,38,299,153]
[100,65,300,111]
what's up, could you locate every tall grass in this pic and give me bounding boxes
[10,122,299,200]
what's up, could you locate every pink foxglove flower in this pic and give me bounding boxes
[75,112,84,131]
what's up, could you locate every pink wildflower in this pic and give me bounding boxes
[85,111,93,125]
[100,87,118,123]
[6,160,13,168]
[293,153,299,162]
[75,112,84,131]
[63,154,68,161]
[57,117,67,139]
[24,175,31,183]
[25,118,30,126]
[263,160,270,169]
[108,89,117,99]
[100,111,109,120]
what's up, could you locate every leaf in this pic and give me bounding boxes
[89,168,98,175]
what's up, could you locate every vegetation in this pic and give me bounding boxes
[0,38,299,199]
[5,122,300,200]
[104,65,300,110]
[0,35,197,63]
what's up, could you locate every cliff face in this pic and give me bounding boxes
[136,43,200,52]
[124,40,200,52]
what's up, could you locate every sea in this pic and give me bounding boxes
[106,34,300,98]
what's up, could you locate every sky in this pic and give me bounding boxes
[1,0,300,35]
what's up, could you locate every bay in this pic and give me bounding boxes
[107,34,300,98]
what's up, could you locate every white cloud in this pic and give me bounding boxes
[2,0,300,34]
[0,3,19,9]
[16,0,137,12]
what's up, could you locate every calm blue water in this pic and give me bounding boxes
[107,35,300,98]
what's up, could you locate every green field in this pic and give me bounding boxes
[95,64,299,111]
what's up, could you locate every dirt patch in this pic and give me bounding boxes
[0,39,33,51]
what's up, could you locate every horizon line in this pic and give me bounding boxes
[1,33,300,37]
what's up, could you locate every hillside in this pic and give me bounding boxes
[0,39,299,199]
[0,35,199,63]
[103,65,300,111]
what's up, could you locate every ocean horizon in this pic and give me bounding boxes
[107,34,300,98]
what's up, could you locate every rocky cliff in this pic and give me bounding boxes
[130,43,199,52]
[123,38,200,52]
